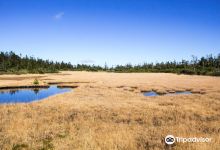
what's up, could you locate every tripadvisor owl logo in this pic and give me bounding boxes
[165,135,175,145]
[165,135,212,145]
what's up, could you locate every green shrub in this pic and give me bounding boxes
[210,71,220,76]
[179,69,195,75]
[33,79,39,85]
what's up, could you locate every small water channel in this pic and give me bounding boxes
[143,91,192,97]
[0,85,72,104]
[166,91,192,95]
[143,91,159,97]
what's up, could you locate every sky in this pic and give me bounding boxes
[0,0,220,66]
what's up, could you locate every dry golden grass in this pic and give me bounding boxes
[0,71,220,150]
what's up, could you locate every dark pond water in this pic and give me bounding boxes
[143,91,192,97]
[0,85,71,104]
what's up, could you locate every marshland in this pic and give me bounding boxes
[0,71,219,149]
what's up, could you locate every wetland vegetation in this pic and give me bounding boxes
[0,72,219,149]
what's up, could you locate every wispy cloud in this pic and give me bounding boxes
[80,59,95,64]
[54,12,64,20]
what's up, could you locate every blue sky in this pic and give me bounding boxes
[0,0,220,66]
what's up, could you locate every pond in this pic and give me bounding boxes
[0,85,72,104]
[143,91,192,97]
[143,91,159,97]
[166,91,192,95]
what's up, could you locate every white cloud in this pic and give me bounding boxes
[80,59,95,64]
[54,12,64,20]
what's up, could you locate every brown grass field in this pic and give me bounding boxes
[0,71,219,150]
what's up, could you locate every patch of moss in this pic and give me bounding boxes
[12,143,28,150]
[40,137,54,150]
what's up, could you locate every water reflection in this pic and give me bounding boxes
[32,88,40,94]
[9,90,18,95]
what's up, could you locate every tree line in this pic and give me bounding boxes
[0,51,73,74]
[111,54,220,76]
[0,51,220,76]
